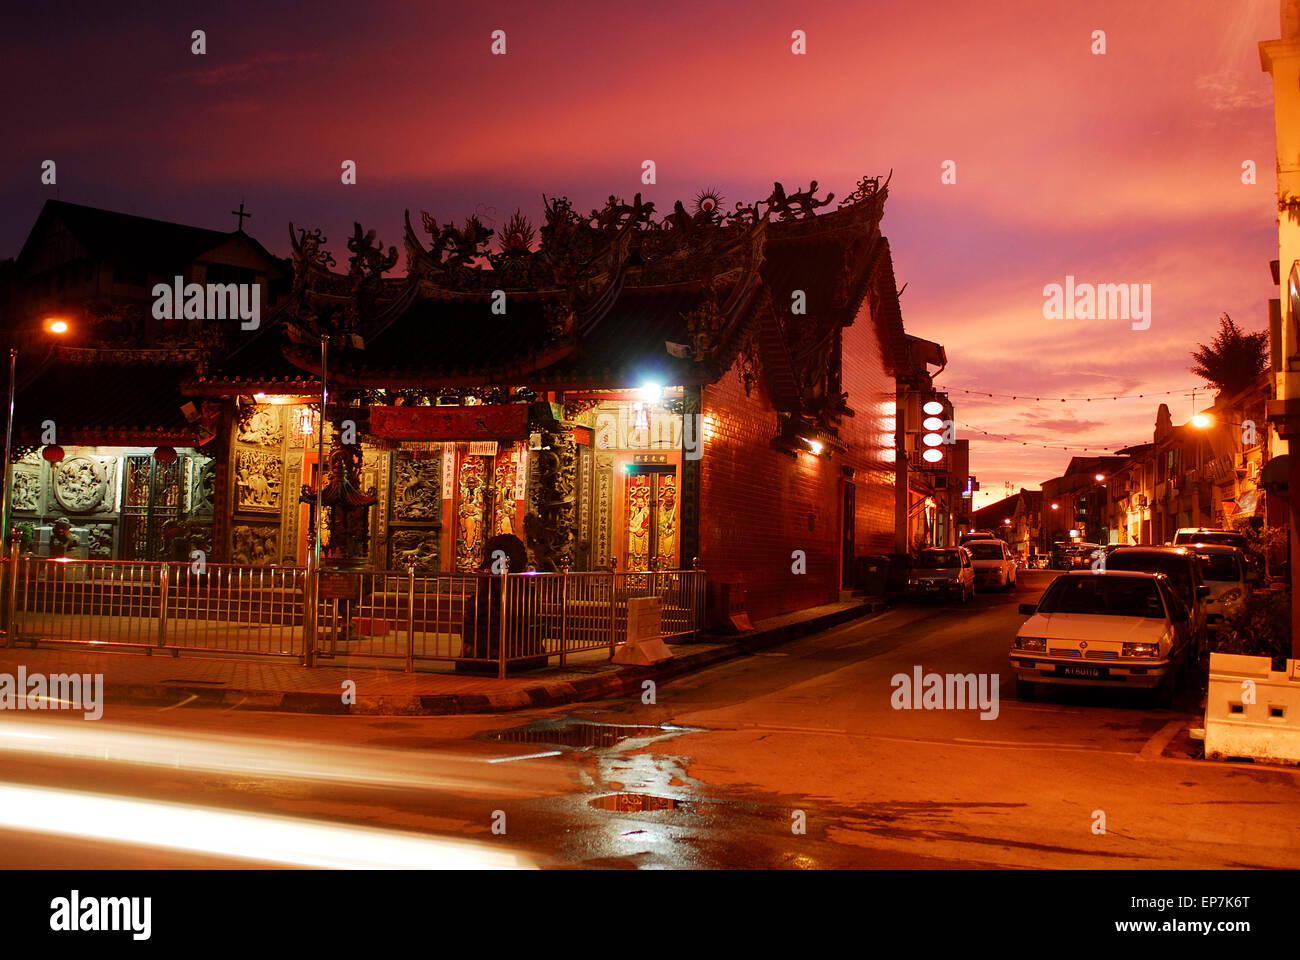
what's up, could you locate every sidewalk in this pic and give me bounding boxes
[0,598,885,716]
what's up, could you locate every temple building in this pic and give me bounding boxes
[2,176,933,621]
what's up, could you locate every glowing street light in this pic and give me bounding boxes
[1050,502,1059,510]
[1191,412,1212,429]
[45,318,69,335]
[1094,473,1105,482]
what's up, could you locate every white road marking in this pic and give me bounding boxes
[1137,719,1188,761]
[487,750,563,764]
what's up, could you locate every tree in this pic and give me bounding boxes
[1190,314,1269,396]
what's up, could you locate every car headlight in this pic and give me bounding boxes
[907,579,919,585]
[1219,588,1242,604]
[1121,641,1161,658]
[1015,636,1046,651]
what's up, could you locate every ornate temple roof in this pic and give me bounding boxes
[198,174,908,421]
[12,348,216,448]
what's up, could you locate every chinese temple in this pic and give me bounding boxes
[4,176,919,620]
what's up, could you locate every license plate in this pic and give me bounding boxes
[925,585,940,591]
[1056,664,1106,679]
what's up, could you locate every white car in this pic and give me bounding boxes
[1192,545,1251,635]
[1010,570,1195,706]
[963,539,1017,590]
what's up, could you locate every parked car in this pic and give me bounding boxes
[964,539,1017,590]
[907,547,975,603]
[1010,570,1195,705]
[1103,546,1210,660]
[1191,544,1251,635]
[959,530,1000,547]
[1173,527,1249,551]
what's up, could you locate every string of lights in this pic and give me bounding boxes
[957,421,1134,454]
[937,385,1202,404]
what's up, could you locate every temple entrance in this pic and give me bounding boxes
[623,466,678,571]
[122,454,182,560]
[454,443,523,572]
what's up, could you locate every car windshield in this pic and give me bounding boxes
[1104,553,1193,600]
[1036,576,1166,618]
[1176,532,1246,549]
[1196,552,1243,582]
[917,550,960,568]
[966,543,1004,559]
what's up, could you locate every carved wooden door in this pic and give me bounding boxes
[623,467,677,571]
[122,455,182,560]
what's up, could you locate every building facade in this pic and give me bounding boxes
[3,178,927,623]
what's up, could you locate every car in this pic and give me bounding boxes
[1010,570,1196,706]
[1173,527,1249,551]
[959,530,1000,546]
[964,538,1017,590]
[1191,544,1251,635]
[1103,546,1210,661]
[907,547,975,603]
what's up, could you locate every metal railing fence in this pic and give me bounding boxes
[1,555,706,676]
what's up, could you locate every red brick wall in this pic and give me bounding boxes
[700,301,896,622]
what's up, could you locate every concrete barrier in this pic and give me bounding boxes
[1203,652,1300,764]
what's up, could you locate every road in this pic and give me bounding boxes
[1,569,1297,869]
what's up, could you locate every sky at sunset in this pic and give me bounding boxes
[0,0,1283,509]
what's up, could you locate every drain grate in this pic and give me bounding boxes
[483,718,694,750]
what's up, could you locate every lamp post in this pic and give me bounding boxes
[2,318,71,642]
[303,334,327,668]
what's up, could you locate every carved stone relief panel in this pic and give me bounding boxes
[191,457,215,515]
[84,522,114,560]
[11,465,41,513]
[390,529,441,573]
[237,406,284,447]
[231,525,279,565]
[52,456,117,514]
[391,453,443,523]
[235,449,282,513]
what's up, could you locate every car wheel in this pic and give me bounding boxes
[1016,677,1036,701]
[1154,668,1177,709]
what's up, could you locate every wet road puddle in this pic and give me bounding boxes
[484,719,697,751]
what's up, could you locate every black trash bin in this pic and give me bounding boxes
[857,554,892,597]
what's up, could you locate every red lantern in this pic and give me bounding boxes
[41,445,64,463]
[153,446,177,463]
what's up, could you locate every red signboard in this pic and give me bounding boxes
[369,405,530,441]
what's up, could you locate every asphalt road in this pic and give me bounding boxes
[1,569,1297,869]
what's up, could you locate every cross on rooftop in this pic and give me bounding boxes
[231,200,251,232]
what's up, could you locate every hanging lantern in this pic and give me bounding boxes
[41,445,64,463]
[153,445,177,463]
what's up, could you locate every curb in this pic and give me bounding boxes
[39,599,887,717]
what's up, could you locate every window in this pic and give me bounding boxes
[1196,552,1243,582]
[1037,576,1167,619]
[1107,554,1193,602]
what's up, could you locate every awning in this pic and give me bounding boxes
[1224,488,1263,517]
[1237,489,1263,516]
[1260,454,1290,492]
